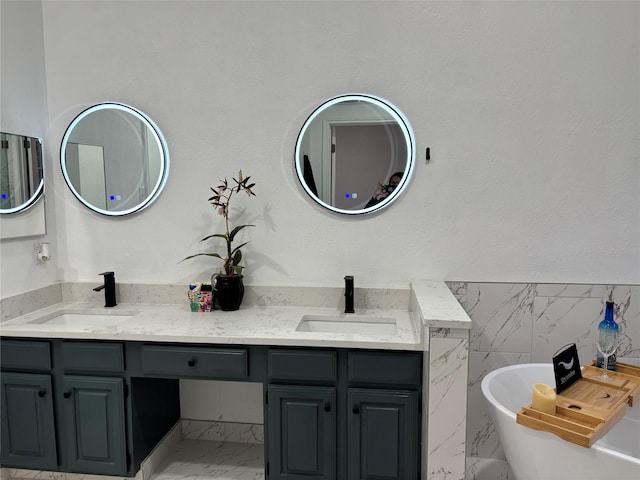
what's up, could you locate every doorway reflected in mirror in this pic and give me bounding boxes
[60,103,169,216]
[295,94,415,215]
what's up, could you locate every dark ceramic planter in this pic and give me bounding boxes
[213,275,244,311]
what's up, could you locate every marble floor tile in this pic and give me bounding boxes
[149,438,264,480]
[0,469,65,480]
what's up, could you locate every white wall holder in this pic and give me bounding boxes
[37,242,51,262]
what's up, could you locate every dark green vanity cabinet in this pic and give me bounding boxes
[59,341,128,475]
[267,385,337,479]
[2,338,422,480]
[348,389,419,480]
[266,348,421,480]
[346,351,421,480]
[60,376,127,475]
[1,372,58,470]
[0,340,58,471]
[267,349,338,480]
[0,340,130,476]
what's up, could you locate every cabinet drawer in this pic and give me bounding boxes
[268,349,336,382]
[1,340,51,371]
[348,351,421,386]
[140,345,248,379]
[61,342,124,372]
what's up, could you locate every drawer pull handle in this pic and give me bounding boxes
[352,405,360,414]
[187,358,197,367]
[38,389,46,397]
[324,402,331,413]
[63,391,72,399]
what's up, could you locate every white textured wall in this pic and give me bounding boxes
[2,1,639,298]
[0,1,60,297]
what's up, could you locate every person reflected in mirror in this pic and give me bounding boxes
[365,171,403,208]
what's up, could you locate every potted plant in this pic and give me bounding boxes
[183,170,256,310]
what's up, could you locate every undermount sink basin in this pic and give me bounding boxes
[27,311,134,326]
[296,314,397,335]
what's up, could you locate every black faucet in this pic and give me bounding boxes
[344,275,354,313]
[93,271,117,307]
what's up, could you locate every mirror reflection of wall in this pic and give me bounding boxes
[295,95,415,215]
[0,133,44,213]
[0,132,46,239]
[60,103,170,216]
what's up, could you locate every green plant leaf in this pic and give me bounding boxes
[181,252,224,262]
[228,224,254,242]
[200,233,228,242]
[230,241,249,256]
[232,250,242,266]
[233,265,244,275]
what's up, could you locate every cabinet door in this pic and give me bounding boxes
[348,389,419,480]
[267,385,336,480]
[0,372,57,470]
[61,376,127,476]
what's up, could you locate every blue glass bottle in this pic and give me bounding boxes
[596,301,618,370]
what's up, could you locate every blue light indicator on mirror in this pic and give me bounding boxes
[110,195,116,201]
[1,193,7,200]
[345,193,351,199]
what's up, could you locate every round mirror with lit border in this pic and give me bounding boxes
[295,94,415,215]
[60,103,170,216]
[0,132,44,214]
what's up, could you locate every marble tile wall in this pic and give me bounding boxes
[427,327,469,480]
[463,282,639,467]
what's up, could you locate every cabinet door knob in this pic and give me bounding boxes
[324,402,331,413]
[187,358,197,367]
[63,391,72,399]
[38,389,46,397]
[352,405,360,414]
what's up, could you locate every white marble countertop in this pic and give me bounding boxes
[410,280,472,329]
[0,302,423,351]
[0,280,471,351]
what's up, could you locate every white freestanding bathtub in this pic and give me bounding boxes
[481,363,640,480]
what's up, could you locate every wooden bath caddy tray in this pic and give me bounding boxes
[516,361,640,448]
